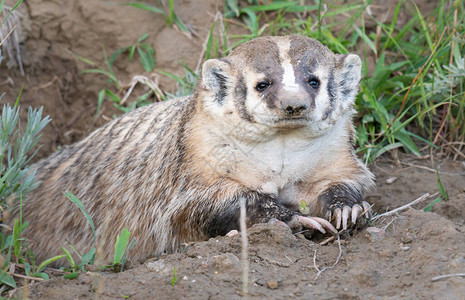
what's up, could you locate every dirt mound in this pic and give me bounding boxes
[18,209,465,299]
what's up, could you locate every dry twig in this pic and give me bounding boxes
[239,197,249,296]
[7,272,45,282]
[372,193,437,221]
[313,234,342,279]
[432,273,465,282]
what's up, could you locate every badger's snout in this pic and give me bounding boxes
[280,98,308,117]
[278,91,313,119]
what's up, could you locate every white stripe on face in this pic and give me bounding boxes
[278,39,300,92]
[282,62,300,91]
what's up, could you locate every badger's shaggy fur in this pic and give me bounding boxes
[13,35,374,265]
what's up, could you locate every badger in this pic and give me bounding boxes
[13,35,374,266]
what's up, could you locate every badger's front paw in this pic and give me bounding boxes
[319,185,373,231]
[329,201,372,231]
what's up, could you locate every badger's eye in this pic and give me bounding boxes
[307,77,320,89]
[255,81,271,92]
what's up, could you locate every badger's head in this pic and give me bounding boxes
[198,35,361,138]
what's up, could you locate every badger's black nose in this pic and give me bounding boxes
[281,101,308,117]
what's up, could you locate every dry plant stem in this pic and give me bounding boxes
[432,273,465,282]
[0,24,16,47]
[372,193,437,221]
[399,161,465,175]
[7,272,45,282]
[313,234,342,280]
[239,197,249,296]
[319,235,335,245]
[120,75,165,105]
[381,216,398,231]
[374,27,447,143]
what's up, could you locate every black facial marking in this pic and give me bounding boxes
[322,69,336,120]
[339,69,358,102]
[212,71,228,104]
[234,38,284,111]
[234,74,254,122]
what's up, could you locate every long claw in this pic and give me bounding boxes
[226,230,239,237]
[351,204,362,224]
[334,208,342,229]
[325,210,332,222]
[312,217,338,235]
[362,201,372,218]
[342,206,350,231]
[298,216,326,234]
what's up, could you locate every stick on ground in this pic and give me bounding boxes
[372,193,437,221]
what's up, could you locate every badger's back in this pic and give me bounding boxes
[19,96,195,264]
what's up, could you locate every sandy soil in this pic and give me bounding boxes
[1,0,464,299]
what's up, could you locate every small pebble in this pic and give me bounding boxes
[401,232,414,243]
[146,259,168,274]
[450,256,465,268]
[182,276,188,280]
[365,227,386,242]
[386,177,397,184]
[266,280,279,290]
[379,249,395,258]
[399,243,410,251]
[214,253,240,270]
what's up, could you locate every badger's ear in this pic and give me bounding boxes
[201,59,231,104]
[335,54,362,103]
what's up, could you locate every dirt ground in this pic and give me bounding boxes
[1,0,464,299]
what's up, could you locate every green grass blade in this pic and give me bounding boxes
[205,23,215,60]
[123,3,164,15]
[136,33,149,43]
[13,219,20,260]
[109,46,129,67]
[95,89,105,118]
[226,0,240,17]
[14,84,24,107]
[137,44,156,72]
[60,247,76,269]
[0,269,16,288]
[121,237,136,266]
[114,228,131,264]
[394,130,421,156]
[353,25,377,56]
[168,0,174,26]
[64,192,96,246]
[424,198,441,212]
[436,170,449,202]
[64,272,79,279]
[242,1,296,12]
[36,255,67,273]
[0,0,23,27]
